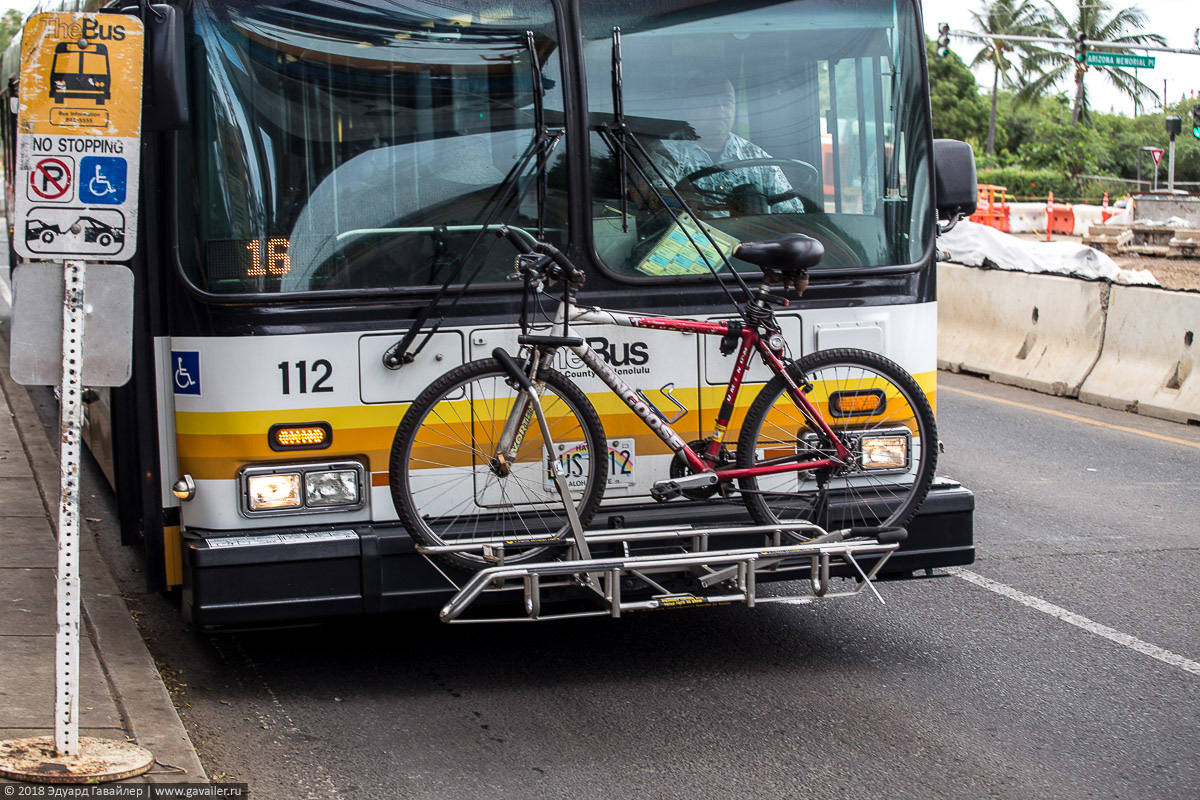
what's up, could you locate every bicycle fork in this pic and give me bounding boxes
[491,349,599,587]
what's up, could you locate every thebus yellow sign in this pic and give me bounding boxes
[14,13,144,262]
[17,13,144,137]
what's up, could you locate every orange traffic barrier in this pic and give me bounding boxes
[1045,191,1074,240]
[970,184,1010,232]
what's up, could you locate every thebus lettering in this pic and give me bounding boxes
[80,19,126,41]
[49,19,84,41]
[585,336,649,367]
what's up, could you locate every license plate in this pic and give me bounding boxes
[545,438,636,492]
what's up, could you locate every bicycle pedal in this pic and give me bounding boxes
[650,485,682,502]
[651,473,717,502]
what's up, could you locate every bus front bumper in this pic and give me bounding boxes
[181,478,974,629]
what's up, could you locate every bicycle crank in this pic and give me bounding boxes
[650,472,719,502]
[669,438,733,499]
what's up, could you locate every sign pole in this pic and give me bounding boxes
[0,11,153,784]
[53,257,87,758]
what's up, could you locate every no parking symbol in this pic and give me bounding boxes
[28,156,73,201]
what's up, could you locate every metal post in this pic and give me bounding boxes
[54,259,86,757]
[1168,134,1176,193]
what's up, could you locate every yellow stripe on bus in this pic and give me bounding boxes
[171,372,936,481]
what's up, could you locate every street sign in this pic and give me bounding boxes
[1150,148,1164,167]
[12,13,144,262]
[1085,52,1155,69]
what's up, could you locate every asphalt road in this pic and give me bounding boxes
[57,369,1194,799]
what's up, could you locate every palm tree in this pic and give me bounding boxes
[1021,0,1164,125]
[968,0,1053,156]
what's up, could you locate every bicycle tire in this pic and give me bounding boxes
[389,357,607,573]
[736,348,937,536]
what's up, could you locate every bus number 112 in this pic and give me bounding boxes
[278,360,333,394]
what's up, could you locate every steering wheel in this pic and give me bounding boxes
[674,157,820,211]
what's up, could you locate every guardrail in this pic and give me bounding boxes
[938,263,1200,426]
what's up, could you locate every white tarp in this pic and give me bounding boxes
[938,221,1157,285]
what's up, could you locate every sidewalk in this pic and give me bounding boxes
[0,312,206,784]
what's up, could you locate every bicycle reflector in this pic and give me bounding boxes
[828,389,886,418]
[270,422,332,450]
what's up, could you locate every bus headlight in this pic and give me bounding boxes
[858,434,909,471]
[305,469,360,507]
[240,461,365,517]
[246,473,302,511]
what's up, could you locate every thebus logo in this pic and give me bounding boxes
[44,17,127,42]
[585,337,648,367]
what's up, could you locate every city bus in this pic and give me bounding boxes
[2,0,976,627]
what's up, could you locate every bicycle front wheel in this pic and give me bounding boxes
[737,348,937,535]
[389,358,607,573]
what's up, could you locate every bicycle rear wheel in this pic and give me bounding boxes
[736,348,936,536]
[389,358,607,573]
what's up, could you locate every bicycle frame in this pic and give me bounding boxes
[510,297,852,482]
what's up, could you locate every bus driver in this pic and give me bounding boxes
[648,75,806,216]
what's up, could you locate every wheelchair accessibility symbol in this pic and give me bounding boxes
[172,351,201,395]
[78,155,127,204]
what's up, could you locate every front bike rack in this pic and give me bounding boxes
[416,522,900,623]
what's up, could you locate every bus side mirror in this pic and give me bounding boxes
[933,139,977,221]
[128,4,189,131]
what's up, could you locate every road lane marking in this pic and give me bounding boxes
[947,567,1200,678]
[0,273,11,308]
[942,384,1200,451]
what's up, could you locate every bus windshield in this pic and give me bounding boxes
[178,0,566,295]
[583,0,932,276]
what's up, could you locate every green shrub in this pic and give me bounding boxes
[976,169,1132,204]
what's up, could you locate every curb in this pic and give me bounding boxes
[0,332,207,784]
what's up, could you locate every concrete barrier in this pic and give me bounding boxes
[1009,202,1105,236]
[1078,286,1200,425]
[938,263,1107,397]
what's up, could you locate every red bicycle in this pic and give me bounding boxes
[390,227,936,574]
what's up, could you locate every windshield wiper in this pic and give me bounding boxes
[599,27,754,315]
[382,32,562,369]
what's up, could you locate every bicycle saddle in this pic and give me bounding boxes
[733,234,824,272]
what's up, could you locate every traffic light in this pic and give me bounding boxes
[1193,104,1200,140]
[937,23,950,58]
[1075,32,1087,63]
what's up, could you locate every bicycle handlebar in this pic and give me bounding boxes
[497,225,585,286]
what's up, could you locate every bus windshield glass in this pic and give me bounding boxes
[583,0,931,276]
[179,0,566,295]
